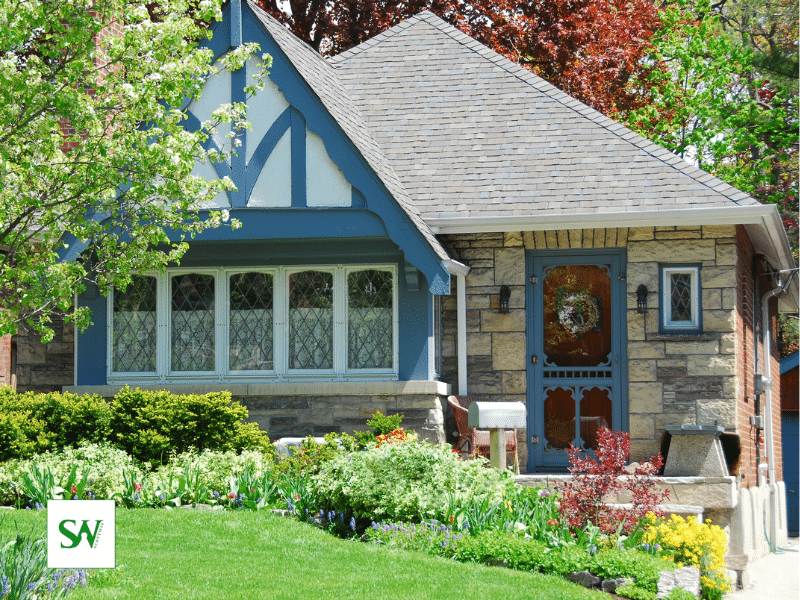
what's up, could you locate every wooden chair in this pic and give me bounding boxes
[447,395,519,472]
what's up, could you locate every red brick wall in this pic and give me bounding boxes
[735,226,783,487]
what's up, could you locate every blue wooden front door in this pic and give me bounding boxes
[526,249,628,473]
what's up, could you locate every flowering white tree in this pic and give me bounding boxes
[0,0,266,340]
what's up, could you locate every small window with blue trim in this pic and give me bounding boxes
[660,265,701,333]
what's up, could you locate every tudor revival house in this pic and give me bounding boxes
[12,0,797,562]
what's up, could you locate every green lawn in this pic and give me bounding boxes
[0,508,607,600]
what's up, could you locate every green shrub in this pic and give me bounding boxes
[107,387,272,464]
[0,388,111,459]
[160,447,276,494]
[274,434,349,477]
[447,530,549,571]
[538,544,591,576]
[588,548,672,592]
[0,411,53,462]
[366,410,403,436]
[0,387,272,464]
[0,443,145,506]
[616,583,656,600]
[312,441,511,522]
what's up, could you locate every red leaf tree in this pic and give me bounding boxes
[557,427,669,535]
[255,0,662,117]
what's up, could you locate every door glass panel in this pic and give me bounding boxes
[544,387,575,451]
[543,264,611,367]
[579,387,612,450]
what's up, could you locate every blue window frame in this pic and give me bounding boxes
[660,265,701,333]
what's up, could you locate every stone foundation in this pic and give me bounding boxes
[63,381,450,444]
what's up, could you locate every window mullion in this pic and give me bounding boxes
[334,267,346,376]
[216,270,226,378]
[275,268,287,377]
[158,272,169,380]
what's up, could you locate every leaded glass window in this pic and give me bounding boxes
[288,270,333,370]
[171,273,215,372]
[348,269,393,369]
[112,275,157,372]
[661,266,700,332]
[670,273,692,322]
[229,272,273,371]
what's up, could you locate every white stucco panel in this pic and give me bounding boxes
[190,157,231,208]
[187,65,232,165]
[245,56,290,165]
[306,129,351,207]
[248,129,292,207]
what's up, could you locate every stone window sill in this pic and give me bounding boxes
[646,333,717,342]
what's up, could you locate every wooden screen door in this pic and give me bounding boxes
[526,249,627,473]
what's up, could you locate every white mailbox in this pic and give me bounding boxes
[468,402,526,429]
[468,402,526,471]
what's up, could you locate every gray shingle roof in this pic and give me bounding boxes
[330,11,761,221]
[247,2,450,262]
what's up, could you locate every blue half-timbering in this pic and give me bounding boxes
[73,0,450,386]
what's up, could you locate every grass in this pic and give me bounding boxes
[0,508,607,600]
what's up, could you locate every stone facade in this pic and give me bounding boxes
[12,316,74,394]
[438,226,779,478]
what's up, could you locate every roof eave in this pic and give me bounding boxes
[429,204,798,310]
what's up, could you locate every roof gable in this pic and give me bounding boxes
[330,11,760,223]
[186,1,452,292]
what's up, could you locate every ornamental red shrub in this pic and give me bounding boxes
[557,427,669,535]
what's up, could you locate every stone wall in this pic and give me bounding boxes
[438,226,750,471]
[238,389,447,443]
[62,381,449,445]
[13,316,74,393]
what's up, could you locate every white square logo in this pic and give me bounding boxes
[47,500,115,568]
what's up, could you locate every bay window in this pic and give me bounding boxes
[108,265,397,381]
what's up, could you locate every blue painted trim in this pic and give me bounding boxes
[398,270,432,380]
[289,108,306,207]
[230,67,248,207]
[76,292,108,385]
[351,188,365,209]
[782,352,799,374]
[206,15,230,59]
[230,0,242,47]
[245,107,291,201]
[165,209,390,242]
[178,237,401,266]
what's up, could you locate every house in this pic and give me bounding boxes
[11,0,797,567]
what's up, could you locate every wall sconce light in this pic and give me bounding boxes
[499,285,511,314]
[636,284,648,314]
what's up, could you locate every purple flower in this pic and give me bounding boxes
[538,489,551,499]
